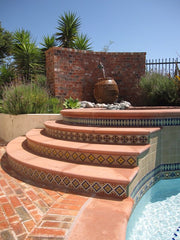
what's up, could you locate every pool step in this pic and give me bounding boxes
[26,129,150,168]
[6,136,139,199]
[44,121,159,145]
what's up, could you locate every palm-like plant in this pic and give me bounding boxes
[56,12,80,48]
[40,35,57,51]
[40,35,57,74]
[74,33,92,50]
[12,29,41,82]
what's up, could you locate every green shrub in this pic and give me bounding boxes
[47,97,63,113]
[0,64,15,98]
[2,83,49,114]
[63,96,80,109]
[33,74,48,88]
[139,72,178,106]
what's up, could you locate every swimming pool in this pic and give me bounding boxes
[126,178,180,240]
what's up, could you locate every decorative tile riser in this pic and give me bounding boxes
[45,128,149,145]
[7,156,128,199]
[27,140,138,168]
[63,117,180,127]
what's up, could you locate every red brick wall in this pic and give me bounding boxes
[46,47,146,105]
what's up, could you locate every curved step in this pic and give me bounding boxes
[6,137,139,199]
[26,129,150,168]
[44,121,160,145]
[61,108,180,127]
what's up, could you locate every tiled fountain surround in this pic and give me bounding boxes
[4,107,180,240]
[61,108,180,206]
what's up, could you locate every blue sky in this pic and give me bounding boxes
[1,0,180,60]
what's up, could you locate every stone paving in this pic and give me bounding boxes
[0,140,88,240]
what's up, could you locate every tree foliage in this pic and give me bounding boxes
[12,29,42,82]
[56,11,92,50]
[56,12,80,48]
[0,22,13,64]
[74,33,92,50]
[40,35,57,52]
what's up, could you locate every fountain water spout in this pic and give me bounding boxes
[98,61,106,78]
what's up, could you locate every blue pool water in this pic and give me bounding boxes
[126,178,180,240]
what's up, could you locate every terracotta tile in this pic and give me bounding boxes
[9,196,21,208]
[26,190,38,201]
[2,203,16,217]
[8,215,20,224]
[0,179,7,187]
[41,221,62,228]
[23,219,36,232]
[51,203,82,210]
[0,230,16,240]
[43,214,75,222]
[0,196,9,204]
[48,208,78,216]
[15,206,31,221]
[30,228,66,237]
[11,222,26,236]
[0,220,9,230]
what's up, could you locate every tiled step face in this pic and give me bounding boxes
[26,129,150,168]
[44,121,154,145]
[6,137,139,199]
[27,140,138,168]
[61,108,180,127]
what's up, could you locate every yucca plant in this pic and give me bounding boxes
[40,35,57,73]
[56,12,80,48]
[12,29,42,82]
[40,35,57,51]
[74,33,92,50]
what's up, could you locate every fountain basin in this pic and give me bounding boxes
[61,107,180,127]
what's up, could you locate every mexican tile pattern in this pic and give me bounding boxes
[45,127,149,145]
[63,116,180,127]
[129,163,180,206]
[27,140,138,168]
[7,157,127,199]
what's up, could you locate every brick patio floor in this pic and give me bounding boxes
[0,138,133,240]
[0,140,88,240]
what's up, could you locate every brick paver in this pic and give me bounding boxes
[0,140,88,240]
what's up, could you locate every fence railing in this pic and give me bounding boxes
[146,58,180,77]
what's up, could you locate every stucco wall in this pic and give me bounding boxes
[0,114,62,142]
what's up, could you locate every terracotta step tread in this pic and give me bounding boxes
[6,137,139,184]
[44,121,160,135]
[26,129,150,155]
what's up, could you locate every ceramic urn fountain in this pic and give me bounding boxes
[93,62,119,104]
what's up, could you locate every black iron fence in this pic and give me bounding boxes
[146,58,180,77]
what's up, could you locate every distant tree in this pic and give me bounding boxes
[0,63,15,98]
[12,29,42,82]
[56,11,80,48]
[102,40,114,52]
[0,22,13,64]
[74,33,92,50]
